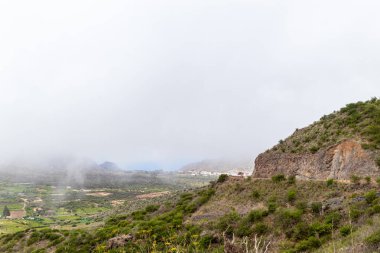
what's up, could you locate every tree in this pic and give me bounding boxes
[2,206,10,218]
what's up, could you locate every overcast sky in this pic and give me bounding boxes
[0,0,380,169]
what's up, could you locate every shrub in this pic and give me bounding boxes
[287,189,297,203]
[340,225,351,237]
[267,202,277,213]
[278,208,302,228]
[324,212,341,226]
[215,212,240,235]
[326,178,334,187]
[253,222,268,235]
[295,201,307,212]
[309,146,319,154]
[199,235,215,248]
[376,157,380,167]
[365,190,378,204]
[294,236,321,251]
[373,205,380,214]
[350,175,361,184]
[291,222,311,240]
[365,176,371,184]
[287,175,296,184]
[217,174,229,183]
[311,202,322,214]
[247,209,267,223]
[350,207,363,221]
[272,174,286,182]
[376,177,380,186]
[365,229,380,246]
[235,220,253,237]
[310,222,332,237]
[251,190,260,199]
[145,205,160,213]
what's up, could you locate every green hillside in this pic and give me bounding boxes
[271,98,380,155]
[3,175,380,252]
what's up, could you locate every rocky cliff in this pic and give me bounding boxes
[253,98,380,180]
[254,139,379,179]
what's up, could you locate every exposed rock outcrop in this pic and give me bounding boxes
[253,139,379,180]
[107,234,133,249]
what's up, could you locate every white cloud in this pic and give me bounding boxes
[0,0,379,168]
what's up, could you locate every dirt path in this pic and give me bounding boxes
[20,198,27,211]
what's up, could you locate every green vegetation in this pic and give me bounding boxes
[326,178,334,187]
[2,206,10,218]
[0,175,380,252]
[271,98,380,155]
[217,174,228,183]
[272,174,286,182]
[350,175,361,184]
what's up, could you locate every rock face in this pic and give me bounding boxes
[107,234,133,249]
[253,139,379,180]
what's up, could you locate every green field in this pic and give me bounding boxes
[0,173,216,236]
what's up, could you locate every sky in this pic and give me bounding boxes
[0,0,380,169]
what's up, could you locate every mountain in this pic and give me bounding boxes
[181,159,252,176]
[254,98,380,180]
[99,161,120,170]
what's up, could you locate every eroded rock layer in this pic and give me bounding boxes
[253,139,379,180]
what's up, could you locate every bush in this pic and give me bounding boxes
[326,178,334,187]
[253,222,268,235]
[272,174,286,182]
[324,211,342,226]
[295,236,321,251]
[215,212,240,235]
[251,190,260,199]
[217,174,229,183]
[350,207,363,221]
[376,157,380,167]
[295,201,307,212]
[350,175,361,184]
[365,229,380,246]
[365,176,371,184]
[287,175,296,184]
[340,225,351,237]
[287,189,297,203]
[247,209,267,223]
[309,146,319,154]
[278,208,302,228]
[267,202,277,213]
[235,220,252,237]
[365,190,378,204]
[310,222,332,237]
[311,202,322,214]
[376,177,380,185]
[291,222,311,240]
[145,205,160,213]
[199,235,215,248]
[373,205,380,214]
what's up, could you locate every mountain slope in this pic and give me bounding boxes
[254,98,380,179]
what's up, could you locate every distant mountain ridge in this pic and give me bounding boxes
[99,161,120,170]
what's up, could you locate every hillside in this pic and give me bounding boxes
[3,175,380,252]
[254,98,380,179]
